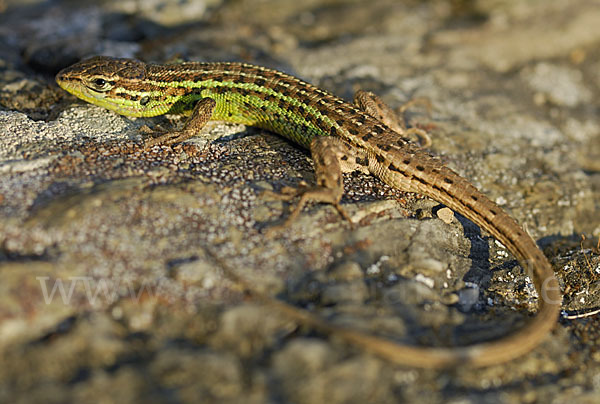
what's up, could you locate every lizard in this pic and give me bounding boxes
[55,56,562,368]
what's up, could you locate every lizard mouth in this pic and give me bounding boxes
[55,78,93,102]
[55,71,83,95]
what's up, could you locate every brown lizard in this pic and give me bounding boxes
[56,56,562,368]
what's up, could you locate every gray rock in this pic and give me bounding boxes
[0,0,598,403]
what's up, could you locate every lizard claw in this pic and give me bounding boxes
[263,186,355,238]
[144,130,186,148]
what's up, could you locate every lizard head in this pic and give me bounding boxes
[56,56,169,117]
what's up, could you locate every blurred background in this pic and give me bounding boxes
[1,1,600,403]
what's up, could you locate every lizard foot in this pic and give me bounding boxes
[264,185,353,237]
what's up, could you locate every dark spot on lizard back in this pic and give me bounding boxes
[388,163,401,173]
[373,125,385,134]
[356,157,369,166]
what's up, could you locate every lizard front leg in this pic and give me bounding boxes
[144,98,216,147]
[354,90,432,147]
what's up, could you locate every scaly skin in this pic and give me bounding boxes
[56,56,562,368]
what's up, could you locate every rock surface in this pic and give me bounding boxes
[0,0,599,403]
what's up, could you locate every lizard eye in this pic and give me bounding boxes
[86,77,113,92]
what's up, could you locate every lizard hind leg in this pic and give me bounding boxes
[353,90,432,147]
[267,136,368,232]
